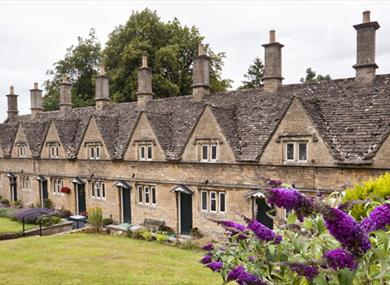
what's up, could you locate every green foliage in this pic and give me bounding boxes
[11,200,23,208]
[190,227,204,238]
[43,198,54,210]
[131,227,153,241]
[88,207,103,233]
[177,239,200,250]
[344,173,390,220]
[0,207,15,219]
[155,231,169,243]
[0,198,10,207]
[300,67,331,83]
[104,9,231,102]
[240,57,264,89]
[43,29,102,111]
[102,217,113,226]
[37,215,61,227]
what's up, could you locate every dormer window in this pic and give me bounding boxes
[48,143,60,159]
[284,141,308,163]
[17,143,27,158]
[86,143,101,160]
[139,144,152,161]
[200,143,218,162]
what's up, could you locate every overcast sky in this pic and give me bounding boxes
[1,1,390,121]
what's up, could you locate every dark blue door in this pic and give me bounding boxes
[256,198,274,229]
[122,188,131,224]
[180,193,193,235]
[77,184,86,214]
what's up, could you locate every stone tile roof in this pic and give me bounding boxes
[0,124,18,156]
[3,74,390,163]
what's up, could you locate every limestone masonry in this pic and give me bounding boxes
[0,11,389,237]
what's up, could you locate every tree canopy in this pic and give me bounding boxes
[43,9,232,110]
[300,67,331,83]
[240,57,264,89]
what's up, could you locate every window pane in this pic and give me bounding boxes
[102,183,105,198]
[201,191,208,210]
[211,145,217,160]
[298,143,307,161]
[147,146,152,160]
[219,192,226,212]
[210,192,217,211]
[145,187,150,204]
[140,146,145,159]
[151,187,156,204]
[202,145,208,160]
[96,146,100,159]
[138,186,143,203]
[92,183,95,197]
[286,143,294,160]
[90,147,94,158]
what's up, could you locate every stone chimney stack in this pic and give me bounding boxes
[30,82,43,117]
[136,55,154,108]
[59,75,72,113]
[353,11,380,84]
[6,86,18,122]
[192,43,210,101]
[262,30,284,92]
[95,65,110,110]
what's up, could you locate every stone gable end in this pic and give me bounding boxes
[11,125,32,158]
[77,117,110,160]
[123,112,165,161]
[181,106,236,162]
[372,133,390,168]
[40,121,65,159]
[259,97,336,166]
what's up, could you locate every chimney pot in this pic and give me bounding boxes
[30,82,43,117]
[6,86,18,122]
[363,10,370,23]
[353,11,380,83]
[192,42,210,101]
[137,55,154,108]
[262,30,284,92]
[10,86,14,95]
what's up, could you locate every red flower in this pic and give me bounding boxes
[60,186,71,194]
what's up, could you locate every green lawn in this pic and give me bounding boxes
[0,233,220,285]
[0,217,35,233]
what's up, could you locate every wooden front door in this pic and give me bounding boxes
[256,198,274,229]
[77,184,86,214]
[180,192,193,235]
[122,188,131,224]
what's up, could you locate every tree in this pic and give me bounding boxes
[103,9,232,103]
[300,67,331,83]
[240,57,264,89]
[43,29,102,111]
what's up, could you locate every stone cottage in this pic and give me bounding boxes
[0,11,389,236]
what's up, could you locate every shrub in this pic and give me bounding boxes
[155,231,169,243]
[0,207,15,218]
[43,199,54,210]
[11,200,23,208]
[88,207,103,233]
[190,227,203,239]
[159,225,176,236]
[0,198,10,207]
[344,173,390,220]
[200,179,390,285]
[12,208,54,224]
[59,209,72,218]
[102,217,113,226]
[37,215,62,226]
[131,228,153,241]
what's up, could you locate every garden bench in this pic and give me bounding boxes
[143,219,165,232]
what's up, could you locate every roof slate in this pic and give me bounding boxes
[3,74,390,163]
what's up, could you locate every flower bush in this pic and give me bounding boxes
[200,179,390,284]
[60,186,71,194]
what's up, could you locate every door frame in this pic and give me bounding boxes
[36,176,47,208]
[178,191,193,235]
[119,186,132,224]
[73,180,86,215]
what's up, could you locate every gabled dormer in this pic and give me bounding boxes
[11,124,32,158]
[77,116,109,160]
[259,97,335,166]
[41,121,65,159]
[181,105,235,163]
[123,112,165,161]
[372,132,390,168]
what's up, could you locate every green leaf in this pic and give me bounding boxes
[288,213,297,224]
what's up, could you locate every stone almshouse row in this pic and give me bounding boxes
[0,11,389,236]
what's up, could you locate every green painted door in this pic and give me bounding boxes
[180,193,193,235]
[122,188,131,223]
[256,198,274,229]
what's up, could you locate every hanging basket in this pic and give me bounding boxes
[60,186,71,194]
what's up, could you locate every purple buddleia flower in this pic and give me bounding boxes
[200,254,212,264]
[325,248,358,270]
[207,261,223,272]
[268,188,313,221]
[247,219,282,244]
[248,256,256,262]
[202,243,214,251]
[215,220,247,239]
[269,179,283,188]
[289,263,319,281]
[361,204,390,233]
[324,208,371,256]
[227,265,266,285]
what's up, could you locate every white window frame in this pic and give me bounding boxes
[137,184,156,206]
[219,192,226,213]
[200,190,226,214]
[92,181,106,199]
[210,144,218,162]
[284,141,309,163]
[49,144,60,159]
[139,144,153,161]
[201,190,208,212]
[209,191,217,213]
[17,144,27,158]
[201,144,209,162]
[51,178,63,195]
[285,142,295,162]
[88,144,101,160]
[21,176,31,191]
[199,143,219,162]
